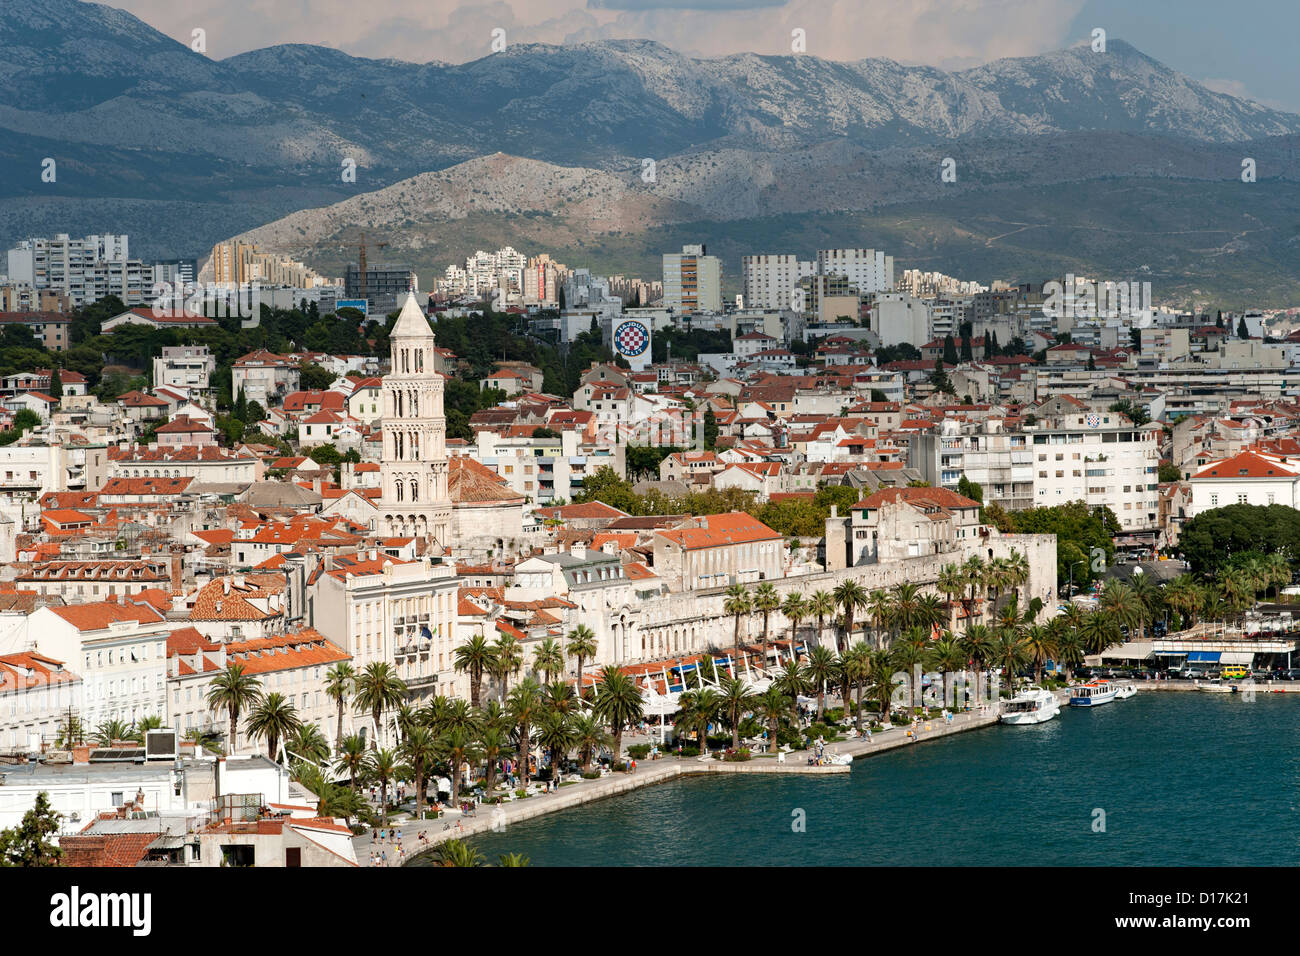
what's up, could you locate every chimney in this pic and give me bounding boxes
[571,544,587,560]
[170,550,182,593]
[71,744,90,764]
[222,577,230,595]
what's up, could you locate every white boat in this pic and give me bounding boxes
[1197,683,1235,694]
[999,686,1061,725]
[1114,683,1137,700]
[1069,680,1119,707]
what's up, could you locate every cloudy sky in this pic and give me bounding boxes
[109,0,1298,111]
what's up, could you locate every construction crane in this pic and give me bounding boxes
[357,233,389,300]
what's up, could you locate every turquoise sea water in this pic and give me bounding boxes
[450,693,1300,866]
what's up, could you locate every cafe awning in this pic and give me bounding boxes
[1187,651,1221,663]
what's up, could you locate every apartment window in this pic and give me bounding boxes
[1210,494,1219,507]
[1238,494,1248,504]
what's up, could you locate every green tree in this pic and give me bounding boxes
[206,663,264,755]
[0,792,62,866]
[352,662,408,749]
[591,666,644,763]
[299,363,336,390]
[453,635,497,709]
[245,692,303,762]
[325,662,356,751]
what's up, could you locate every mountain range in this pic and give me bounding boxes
[5,0,1300,306]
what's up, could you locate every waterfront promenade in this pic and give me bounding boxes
[368,701,1010,864]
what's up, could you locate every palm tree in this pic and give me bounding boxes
[962,554,988,620]
[807,590,836,653]
[959,623,994,678]
[401,726,438,820]
[889,637,927,714]
[542,680,578,717]
[441,698,482,739]
[916,593,947,635]
[130,715,164,742]
[866,588,892,649]
[324,662,355,750]
[491,635,524,701]
[773,660,810,729]
[420,695,452,735]
[752,582,781,670]
[1079,610,1122,656]
[476,723,510,793]
[352,662,408,749]
[335,733,368,791]
[676,688,722,755]
[206,663,264,755]
[890,582,923,638]
[366,747,400,825]
[841,642,872,730]
[723,584,752,676]
[1054,626,1085,681]
[1099,581,1142,640]
[507,678,544,786]
[833,579,868,652]
[1005,549,1030,607]
[803,645,837,721]
[535,710,576,781]
[246,692,303,762]
[994,631,1030,691]
[867,649,897,721]
[569,713,612,772]
[532,637,566,685]
[285,723,331,765]
[452,636,496,709]
[718,677,755,750]
[1021,624,1058,684]
[781,592,807,656]
[433,838,485,867]
[393,704,419,747]
[753,686,790,750]
[1265,551,1292,598]
[438,727,478,801]
[94,718,132,747]
[937,563,965,630]
[591,666,644,764]
[1164,575,1200,629]
[565,625,599,695]
[498,853,531,867]
[1127,572,1159,641]
[928,633,965,688]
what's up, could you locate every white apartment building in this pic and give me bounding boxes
[0,651,83,752]
[152,346,216,395]
[7,234,150,308]
[21,601,174,730]
[1030,414,1161,533]
[742,254,815,311]
[910,418,1036,512]
[816,248,894,294]
[662,244,722,313]
[469,429,617,505]
[871,292,931,348]
[312,552,460,705]
[231,351,301,407]
[1187,449,1300,518]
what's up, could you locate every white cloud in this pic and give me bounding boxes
[109,0,1087,68]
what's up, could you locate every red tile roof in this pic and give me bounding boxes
[656,512,781,550]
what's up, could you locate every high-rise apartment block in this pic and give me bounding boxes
[662,244,722,313]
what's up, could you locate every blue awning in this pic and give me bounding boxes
[1187,651,1221,663]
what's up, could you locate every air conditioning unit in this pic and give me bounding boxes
[145,729,179,760]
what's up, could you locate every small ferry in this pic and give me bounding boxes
[1069,680,1119,707]
[1114,682,1137,700]
[1000,687,1061,725]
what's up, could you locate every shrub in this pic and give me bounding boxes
[581,771,601,780]
[678,746,700,758]
[723,748,752,762]
[627,744,653,760]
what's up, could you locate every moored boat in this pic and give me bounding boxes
[1069,680,1118,707]
[1000,686,1061,724]
[1114,682,1137,700]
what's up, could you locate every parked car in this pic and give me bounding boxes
[1185,667,1208,679]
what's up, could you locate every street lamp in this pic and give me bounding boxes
[1067,560,1087,600]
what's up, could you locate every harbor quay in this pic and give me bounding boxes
[379,701,1014,863]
